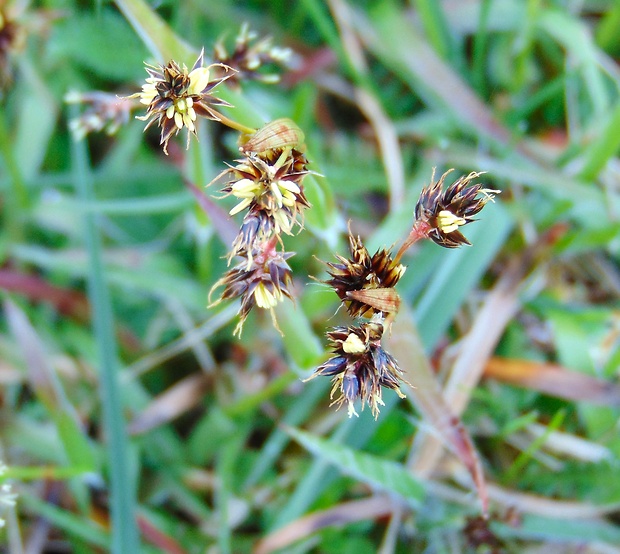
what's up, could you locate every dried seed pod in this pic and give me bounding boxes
[239,118,305,154]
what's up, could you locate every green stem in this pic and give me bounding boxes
[215,110,257,136]
[70,122,140,554]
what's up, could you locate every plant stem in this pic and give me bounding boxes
[393,222,429,264]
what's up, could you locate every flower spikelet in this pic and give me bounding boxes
[65,91,133,139]
[217,147,311,259]
[213,23,292,87]
[305,321,408,419]
[414,169,499,248]
[128,49,234,154]
[323,231,406,318]
[208,237,294,336]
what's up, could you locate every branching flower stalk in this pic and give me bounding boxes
[208,118,312,335]
[306,168,499,418]
[66,28,304,335]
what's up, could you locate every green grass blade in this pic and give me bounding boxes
[114,0,194,62]
[286,426,425,505]
[71,124,140,553]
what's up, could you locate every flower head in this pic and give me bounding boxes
[209,237,294,336]
[414,169,499,248]
[323,230,405,319]
[306,321,408,419]
[129,50,234,154]
[217,147,311,258]
[65,91,133,139]
[213,23,292,87]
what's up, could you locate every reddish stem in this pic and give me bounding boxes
[394,221,430,264]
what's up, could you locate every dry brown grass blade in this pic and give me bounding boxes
[0,269,89,320]
[128,373,209,435]
[407,228,560,481]
[254,495,395,554]
[328,0,406,212]
[387,308,488,513]
[484,357,620,406]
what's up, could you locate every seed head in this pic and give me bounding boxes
[213,23,292,87]
[65,91,133,139]
[414,169,499,248]
[216,147,311,258]
[305,321,408,419]
[128,50,234,154]
[323,231,406,319]
[208,237,294,336]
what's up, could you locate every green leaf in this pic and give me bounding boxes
[114,0,195,62]
[21,494,110,548]
[49,10,149,81]
[286,426,425,505]
[54,412,98,472]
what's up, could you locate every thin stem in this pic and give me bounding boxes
[393,222,429,265]
[214,110,257,135]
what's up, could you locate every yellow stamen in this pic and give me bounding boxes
[342,333,366,354]
[437,210,466,233]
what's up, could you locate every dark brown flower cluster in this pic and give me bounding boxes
[217,141,311,260]
[209,119,312,334]
[213,24,292,87]
[324,232,405,319]
[312,322,407,418]
[308,169,499,417]
[209,236,294,336]
[413,169,499,248]
[307,228,408,418]
[128,50,234,154]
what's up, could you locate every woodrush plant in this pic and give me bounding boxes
[69,26,499,421]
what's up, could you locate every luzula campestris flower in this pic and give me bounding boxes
[413,169,499,248]
[323,230,405,319]
[65,91,133,139]
[305,321,408,419]
[216,145,311,259]
[129,50,234,154]
[213,23,292,87]
[208,236,294,336]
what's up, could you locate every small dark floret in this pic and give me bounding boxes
[128,50,234,154]
[208,237,294,336]
[305,321,409,419]
[414,169,499,248]
[323,231,405,319]
[214,147,311,259]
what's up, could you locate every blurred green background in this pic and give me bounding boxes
[1,0,620,552]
